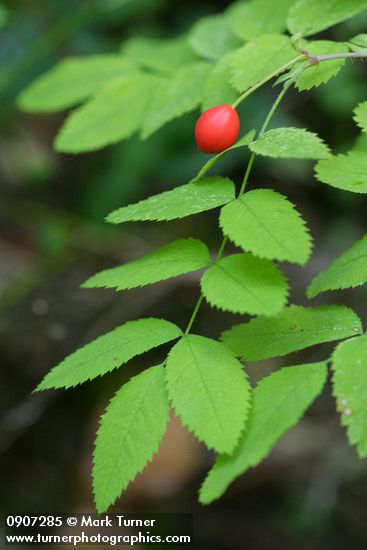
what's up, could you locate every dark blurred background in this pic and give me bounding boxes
[1,1,367,548]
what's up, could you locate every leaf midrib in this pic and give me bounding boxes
[236,198,298,259]
[225,367,325,471]
[312,250,367,288]
[96,366,163,506]
[215,262,271,309]
[233,323,356,339]
[185,337,228,445]
[45,326,179,385]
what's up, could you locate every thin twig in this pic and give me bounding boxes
[310,50,367,65]
[232,55,304,109]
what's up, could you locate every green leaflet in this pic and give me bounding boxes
[193,130,256,180]
[315,151,367,193]
[222,305,362,361]
[17,55,138,113]
[332,336,367,458]
[308,235,367,298]
[227,0,295,41]
[189,14,241,60]
[55,74,160,153]
[230,34,296,93]
[200,253,288,316]
[220,189,312,265]
[166,335,251,454]
[354,100,367,133]
[348,33,367,52]
[249,128,330,159]
[141,62,210,139]
[82,238,211,291]
[201,52,238,111]
[296,41,347,91]
[199,362,327,504]
[36,318,182,390]
[106,176,235,224]
[121,35,197,73]
[287,0,367,37]
[93,365,169,513]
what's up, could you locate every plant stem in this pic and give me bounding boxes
[216,236,228,261]
[238,83,290,196]
[238,152,256,196]
[231,55,304,109]
[184,84,290,335]
[259,83,290,136]
[310,50,367,64]
[184,295,205,335]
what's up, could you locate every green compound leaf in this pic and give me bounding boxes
[220,189,312,265]
[315,151,367,193]
[82,238,211,292]
[222,305,362,361]
[189,14,241,60]
[141,62,210,139]
[17,55,138,113]
[93,364,169,513]
[296,41,347,91]
[200,361,327,504]
[200,253,288,316]
[55,74,160,153]
[166,335,251,454]
[227,0,295,41]
[201,52,238,111]
[36,318,182,390]
[354,100,367,133]
[308,235,367,298]
[332,336,367,458]
[230,34,296,93]
[121,35,197,73]
[106,176,235,224]
[249,128,330,160]
[287,0,367,37]
[194,130,256,180]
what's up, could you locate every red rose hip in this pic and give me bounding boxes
[195,104,240,154]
